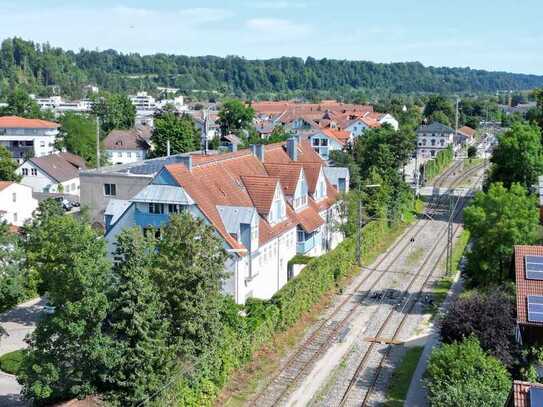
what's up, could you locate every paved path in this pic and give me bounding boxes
[404,275,464,406]
[0,297,45,406]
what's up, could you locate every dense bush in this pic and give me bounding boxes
[423,146,454,181]
[426,337,511,407]
[440,289,519,367]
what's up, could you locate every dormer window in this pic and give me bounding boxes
[316,180,326,201]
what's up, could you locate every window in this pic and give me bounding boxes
[431,139,436,146]
[149,203,164,214]
[31,168,37,176]
[71,183,76,191]
[297,229,305,242]
[40,141,45,147]
[104,183,117,196]
[321,138,328,147]
[12,193,16,202]
[22,168,28,176]
[168,204,181,213]
[312,138,320,146]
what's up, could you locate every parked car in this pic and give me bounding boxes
[54,197,73,211]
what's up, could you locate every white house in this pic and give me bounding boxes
[104,126,152,165]
[0,116,60,163]
[17,152,86,195]
[0,181,38,227]
[416,122,455,159]
[309,129,352,160]
[104,138,348,304]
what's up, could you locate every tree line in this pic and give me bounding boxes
[2,37,543,100]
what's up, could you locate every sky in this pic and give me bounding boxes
[1,0,543,74]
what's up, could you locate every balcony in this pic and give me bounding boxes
[296,231,322,254]
[134,208,169,228]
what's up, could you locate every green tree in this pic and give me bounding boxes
[104,228,173,404]
[0,222,26,312]
[92,93,136,134]
[57,113,98,166]
[430,110,452,126]
[423,95,455,124]
[0,87,42,118]
[18,216,111,404]
[218,99,255,136]
[150,112,200,157]
[153,213,227,356]
[425,337,511,407]
[464,183,539,286]
[0,145,21,181]
[467,145,477,160]
[488,122,543,189]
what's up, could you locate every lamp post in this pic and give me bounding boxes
[356,183,381,267]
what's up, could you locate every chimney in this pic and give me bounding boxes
[251,144,265,162]
[287,137,298,161]
[179,155,192,172]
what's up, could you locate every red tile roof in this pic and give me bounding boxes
[163,139,339,253]
[0,181,14,192]
[457,126,476,138]
[515,245,543,325]
[321,129,352,146]
[104,127,152,150]
[0,116,59,129]
[295,205,324,233]
[509,380,543,407]
[263,163,302,197]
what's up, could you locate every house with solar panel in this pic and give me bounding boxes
[507,380,543,407]
[103,137,349,304]
[514,245,543,344]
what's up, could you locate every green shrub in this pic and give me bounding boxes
[424,146,454,181]
[0,350,24,375]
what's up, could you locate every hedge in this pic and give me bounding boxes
[424,146,454,182]
[156,217,405,405]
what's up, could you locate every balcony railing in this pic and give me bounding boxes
[296,231,322,254]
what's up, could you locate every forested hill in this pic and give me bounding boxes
[1,37,543,99]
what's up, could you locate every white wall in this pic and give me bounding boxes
[17,161,80,195]
[0,183,38,226]
[106,149,148,165]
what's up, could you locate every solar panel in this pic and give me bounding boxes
[530,386,543,407]
[525,255,543,280]
[527,296,543,323]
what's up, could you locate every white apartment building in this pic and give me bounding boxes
[32,96,93,114]
[104,127,152,165]
[103,138,349,304]
[416,122,455,160]
[0,181,38,227]
[0,116,60,163]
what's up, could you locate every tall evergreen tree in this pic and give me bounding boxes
[153,213,227,357]
[104,228,173,405]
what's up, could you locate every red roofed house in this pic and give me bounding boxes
[514,245,543,344]
[104,126,152,165]
[507,380,543,407]
[309,129,353,160]
[0,181,38,227]
[455,125,476,146]
[0,116,60,163]
[103,137,349,304]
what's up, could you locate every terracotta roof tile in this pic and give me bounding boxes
[241,176,279,216]
[457,126,476,138]
[103,127,152,150]
[295,205,324,233]
[0,181,14,192]
[263,163,302,197]
[510,380,543,407]
[514,245,543,325]
[0,115,59,129]
[321,129,352,146]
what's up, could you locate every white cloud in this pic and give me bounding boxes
[246,18,309,34]
[248,1,307,9]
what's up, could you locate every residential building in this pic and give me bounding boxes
[0,181,37,227]
[80,153,214,226]
[507,380,543,406]
[514,245,543,344]
[129,91,157,113]
[416,122,455,159]
[31,95,93,114]
[309,129,352,160]
[104,126,152,165]
[455,125,476,146]
[0,116,60,163]
[17,152,86,195]
[104,138,348,304]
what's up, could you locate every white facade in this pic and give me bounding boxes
[32,96,93,114]
[416,123,455,160]
[17,161,80,195]
[0,124,59,163]
[345,119,370,138]
[106,149,148,165]
[309,132,345,160]
[378,113,399,131]
[0,183,38,226]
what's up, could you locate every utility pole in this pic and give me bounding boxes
[95,115,100,169]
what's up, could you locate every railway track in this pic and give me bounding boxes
[247,160,471,407]
[337,164,485,407]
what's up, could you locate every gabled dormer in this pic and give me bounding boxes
[217,206,259,252]
[268,182,287,225]
[313,166,327,202]
[292,168,309,211]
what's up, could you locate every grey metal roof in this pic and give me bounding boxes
[416,122,455,134]
[324,166,349,185]
[216,205,257,234]
[131,184,194,204]
[105,199,131,226]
